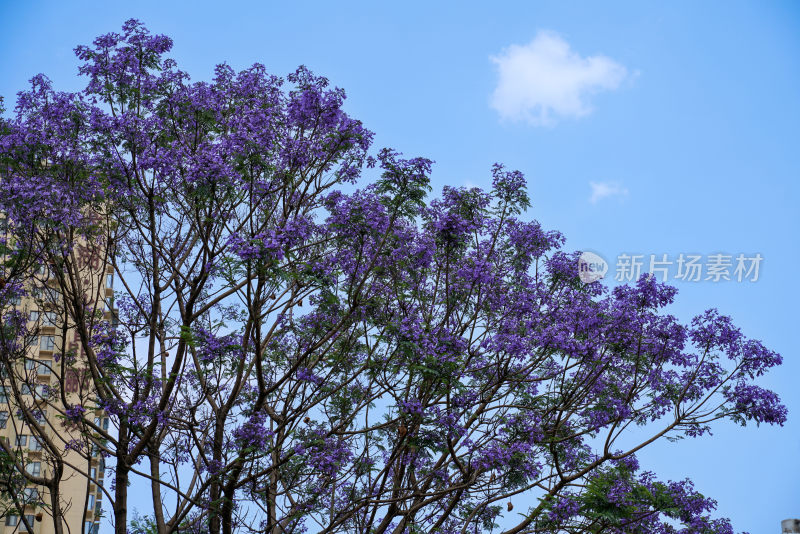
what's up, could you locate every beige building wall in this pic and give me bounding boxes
[1,244,112,534]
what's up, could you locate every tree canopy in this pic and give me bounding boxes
[0,20,786,534]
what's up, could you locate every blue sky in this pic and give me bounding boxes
[1,1,798,532]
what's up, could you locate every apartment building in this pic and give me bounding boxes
[0,223,112,534]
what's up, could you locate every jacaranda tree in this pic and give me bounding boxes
[0,20,787,534]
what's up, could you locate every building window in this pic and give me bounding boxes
[40,335,55,351]
[0,386,6,403]
[106,274,113,288]
[32,286,60,303]
[87,494,95,510]
[15,435,28,447]
[0,411,8,429]
[22,487,38,502]
[29,436,41,451]
[90,467,97,480]
[30,310,57,326]
[5,515,18,526]
[19,409,46,422]
[20,515,35,532]
[43,311,57,326]
[94,417,110,431]
[25,462,41,476]
[37,361,51,375]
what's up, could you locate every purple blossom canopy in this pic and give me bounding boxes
[0,20,785,534]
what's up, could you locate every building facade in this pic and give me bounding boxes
[0,225,111,534]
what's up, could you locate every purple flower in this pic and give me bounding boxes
[66,405,86,422]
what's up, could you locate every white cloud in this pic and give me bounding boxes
[490,31,628,125]
[589,181,629,204]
